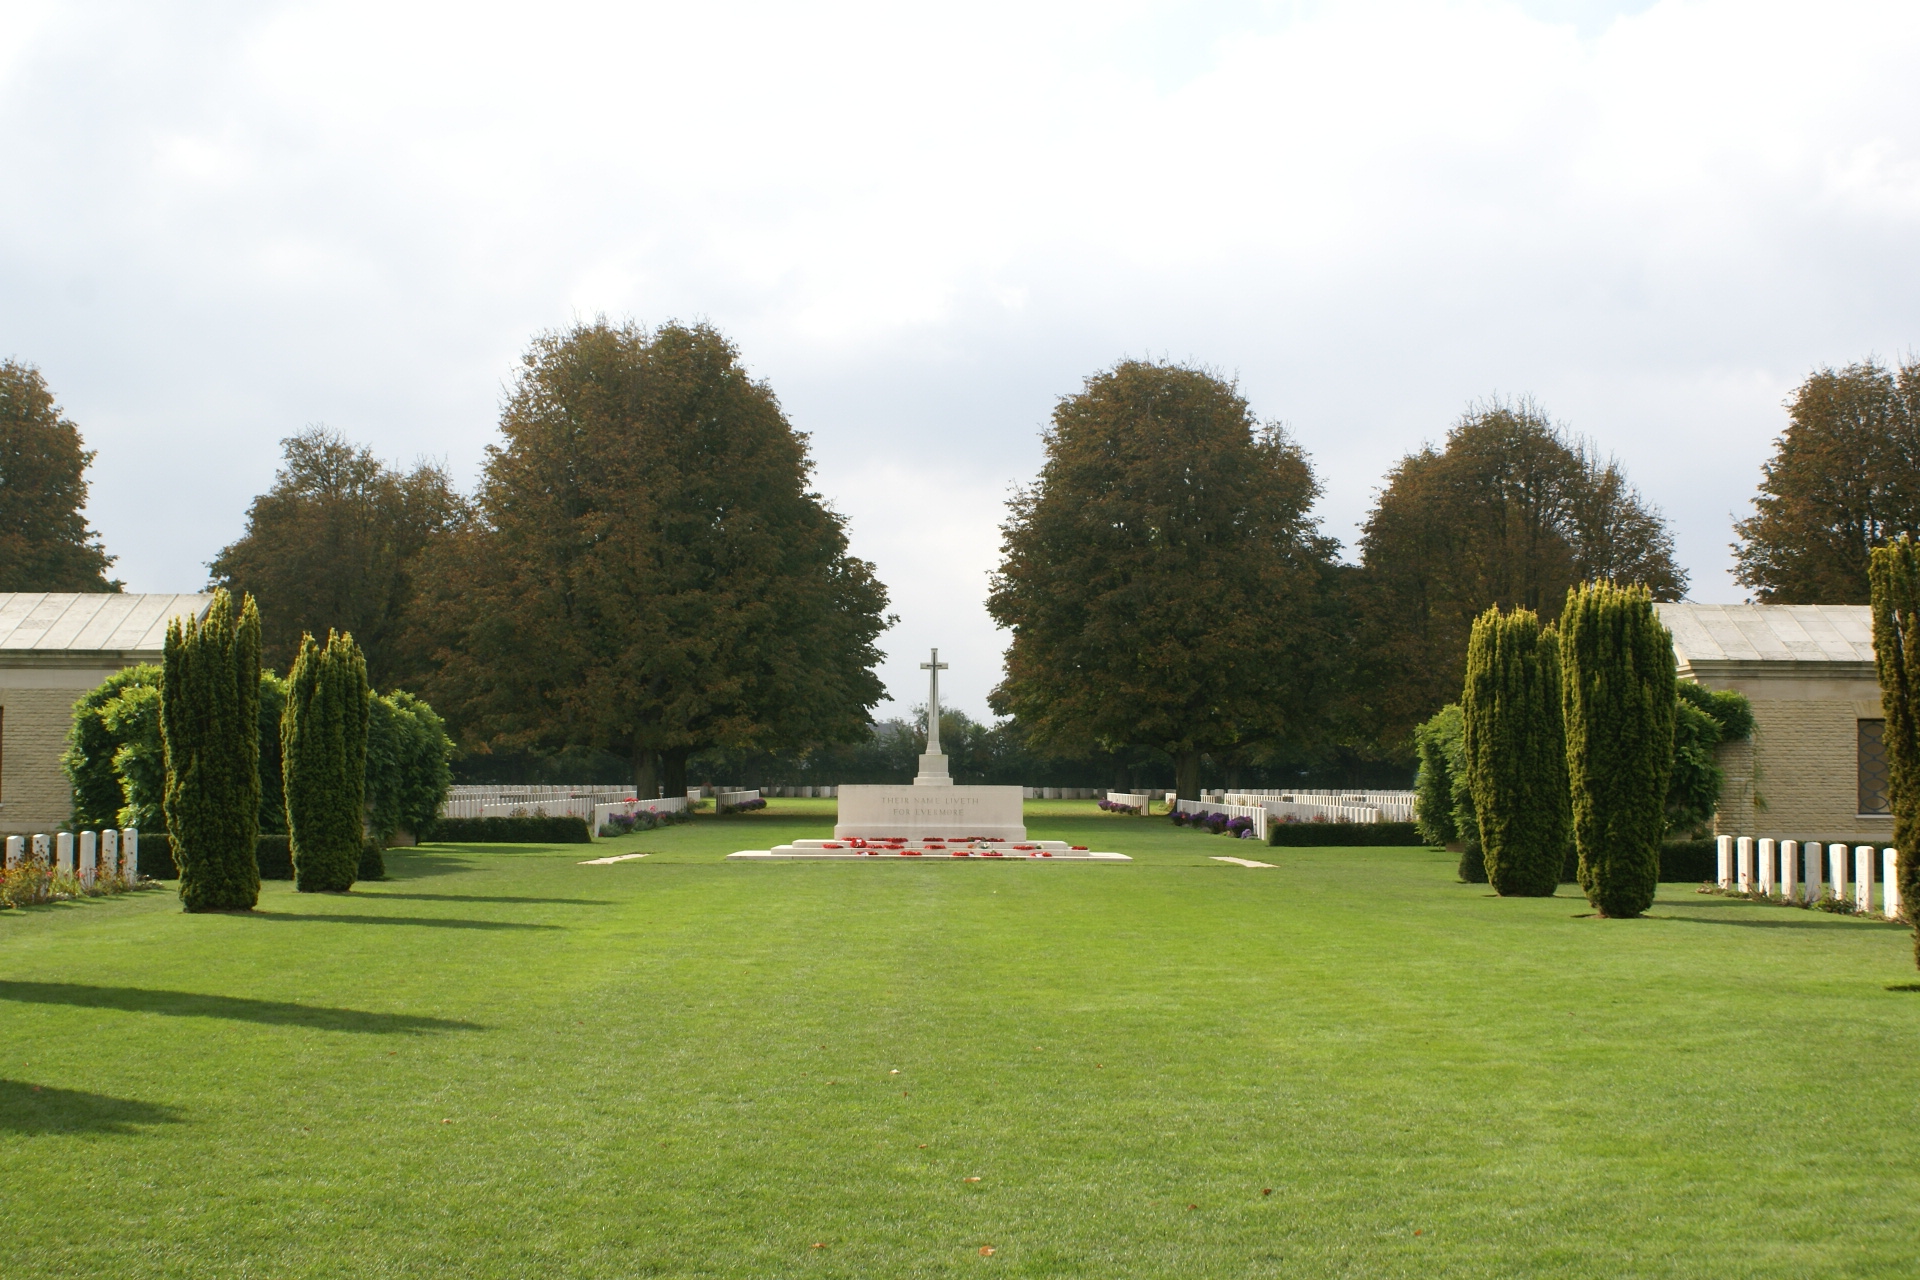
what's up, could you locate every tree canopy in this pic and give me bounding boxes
[210,427,462,688]
[987,360,1338,800]
[1350,401,1684,756]
[0,360,118,591]
[413,320,890,797]
[1733,359,1920,604]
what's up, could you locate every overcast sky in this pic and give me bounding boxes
[3,0,1917,720]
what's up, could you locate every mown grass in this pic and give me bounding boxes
[3,799,1917,1277]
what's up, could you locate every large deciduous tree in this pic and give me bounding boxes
[209,427,462,688]
[0,360,118,591]
[987,360,1337,801]
[161,589,263,913]
[1462,606,1567,897]
[1560,582,1674,919]
[1869,534,1920,965]
[1734,359,1920,604]
[413,320,889,798]
[1351,401,1684,757]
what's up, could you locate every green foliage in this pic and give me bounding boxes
[987,360,1338,800]
[255,835,293,880]
[1463,607,1569,897]
[257,671,288,833]
[209,427,463,689]
[61,664,159,829]
[1412,704,1482,880]
[283,631,370,893]
[1735,358,1920,604]
[364,690,453,842]
[1412,712,1457,847]
[160,589,263,912]
[102,683,164,831]
[359,839,387,882]
[1664,682,1753,840]
[0,360,118,590]
[1869,534,1920,964]
[422,815,592,844]
[412,320,888,799]
[1658,839,1719,883]
[1351,400,1685,756]
[1561,582,1676,918]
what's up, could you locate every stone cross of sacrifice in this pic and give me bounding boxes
[921,648,948,755]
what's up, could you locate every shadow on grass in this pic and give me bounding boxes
[249,911,562,931]
[377,853,478,881]
[0,981,483,1033]
[1887,982,1920,992]
[1648,911,1905,931]
[352,892,613,906]
[0,1079,185,1135]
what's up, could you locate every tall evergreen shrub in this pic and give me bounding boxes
[1413,704,1483,881]
[1869,535,1920,960]
[283,630,370,893]
[1560,582,1675,918]
[160,590,263,912]
[1463,606,1568,896]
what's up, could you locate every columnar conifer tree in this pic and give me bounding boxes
[160,589,262,912]
[1560,582,1674,918]
[1462,606,1568,896]
[283,630,370,893]
[1868,535,1920,960]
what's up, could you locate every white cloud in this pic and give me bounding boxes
[2,0,1917,720]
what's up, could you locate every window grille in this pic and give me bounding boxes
[1859,719,1890,815]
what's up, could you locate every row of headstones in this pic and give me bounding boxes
[761,786,839,798]
[1028,788,1102,799]
[1716,835,1900,918]
[4,829,141,884]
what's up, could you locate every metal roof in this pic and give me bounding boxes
[1655,602,1875,667]
[0,593,214,654]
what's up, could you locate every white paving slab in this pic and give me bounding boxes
[1211,856,1277,868]
[578,853,650,865]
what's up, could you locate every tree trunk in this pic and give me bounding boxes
[631,739,659,799]
[661,749,690,800]
[1175,750,1202,801]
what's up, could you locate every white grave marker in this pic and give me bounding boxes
[1854,846,1875,915]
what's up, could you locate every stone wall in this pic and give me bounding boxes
[1704,679,1894,842]
[0,664,129,835]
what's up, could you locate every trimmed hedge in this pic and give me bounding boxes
[1268,821,1425,847]
[1657,838,1718,883]
[420,815,593,844]
[359,839,386,882]
[257,834,293,880]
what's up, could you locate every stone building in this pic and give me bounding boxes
[0,592,212,836]
[1657,602,1892,844]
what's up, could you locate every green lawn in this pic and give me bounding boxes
[4,799,1918,1277]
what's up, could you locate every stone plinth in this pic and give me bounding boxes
[833,784,1026,841]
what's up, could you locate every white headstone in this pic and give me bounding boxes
[1781,840,1798,900]
[833,784,1026,841]
[1883,847,1900,919]
[1757,838,1775,895]
[122,828,139,881]
[3,835,20,868]
[79,830,97,884]
[51,833,69,874]
[1736,837,1753,892]
[101,829,119,879]
[1828,843,1848,900]
[1804,839,1823,903]
[1716,835,1733,889]
[1854,846,1875,915]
